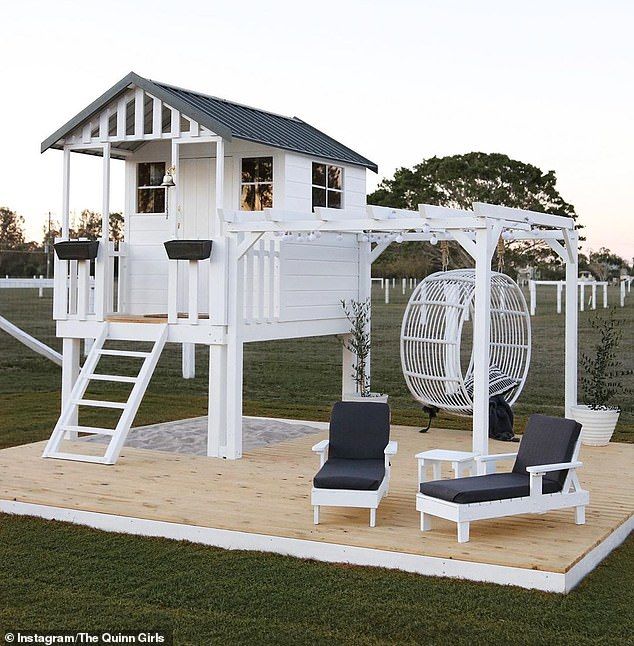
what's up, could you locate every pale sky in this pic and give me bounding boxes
[1,0,632,259]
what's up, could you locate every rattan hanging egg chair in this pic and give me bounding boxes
[400,269,531,416]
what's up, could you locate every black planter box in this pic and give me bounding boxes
[54,240,100,260]
[164,239,213,261]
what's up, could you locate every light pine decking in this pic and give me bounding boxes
[0,425,632,574]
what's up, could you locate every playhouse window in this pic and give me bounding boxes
[240,157,273,211]
[312,163,343,210]
[137,162,166,214]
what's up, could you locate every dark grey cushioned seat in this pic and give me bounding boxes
[420,472,561,503]
[328,401,390,460]
[314,458,386,491]
[420,414,581,504]
[512,414,581,488]
[313,401,391,491]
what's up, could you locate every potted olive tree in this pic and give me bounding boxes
[340,299,388,403]
[571,310,632,446]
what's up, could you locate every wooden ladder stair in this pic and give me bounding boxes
[42,322,168,464]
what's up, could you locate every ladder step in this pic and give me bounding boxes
[45,451,112,464]
[90,374,138,383]
[64,425,116,436]
[98,349,151,358]
[75,398,127,409]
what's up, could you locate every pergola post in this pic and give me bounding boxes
[167,141,180,324]
[360,238,372,389]
[472,226,492,463]
[207,138,227,457]
[94,142,110,320]
[224,234,244,459]
[564,230,579,417]
[61,147,71,239]
[209,138,228,325]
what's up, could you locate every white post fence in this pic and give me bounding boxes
[529,279,613,316]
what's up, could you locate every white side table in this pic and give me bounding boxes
[416,449,476,484]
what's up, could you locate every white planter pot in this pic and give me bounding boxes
[343,392,389,404]
[571,405,620,446]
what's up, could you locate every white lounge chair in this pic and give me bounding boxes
[311,401,397,527]
[416,414,589,542]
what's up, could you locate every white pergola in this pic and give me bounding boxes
[223,202,579,464]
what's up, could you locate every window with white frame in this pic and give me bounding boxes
[312,162,343,210]
[240,157,273,211]
[136,162,166,214]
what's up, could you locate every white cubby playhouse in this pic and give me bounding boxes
[41,71,581,467]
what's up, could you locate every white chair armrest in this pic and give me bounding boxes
[384,441,398,456]
[526,461,582,474]
[475,453,518,463]
[311,439,329,453]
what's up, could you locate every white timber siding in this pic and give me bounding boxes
[283,153,366,214]
[274,154,365,326]
[124,139,279,315]
[122,138,367,324]
[279,232,360,322]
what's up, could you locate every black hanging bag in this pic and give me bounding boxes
[488,394,518,441]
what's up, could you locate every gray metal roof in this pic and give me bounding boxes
[41,72,378,172]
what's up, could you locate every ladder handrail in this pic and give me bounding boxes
[42,322,168,464]
[104,324,168,463]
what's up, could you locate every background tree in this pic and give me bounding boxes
[42,210,125,245]
[588,247,630,281]
[368,152,581,277]
[0,207,45,276]
[0,207,26,247]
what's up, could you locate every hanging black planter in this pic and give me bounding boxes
[164,240,213,261]
[54,240,100,260]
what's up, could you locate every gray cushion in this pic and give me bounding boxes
[464,364,519,399]
[512,414,581,487]
[328,401,390,460]
[314,458,386,491]
[420,472,561,504]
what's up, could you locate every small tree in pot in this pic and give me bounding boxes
[572,310,632,445]
[340,299,387,402]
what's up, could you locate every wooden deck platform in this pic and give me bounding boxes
[1,425,632,592]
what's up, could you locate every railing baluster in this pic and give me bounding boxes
[77,260,90,320]
[168,261,178,323]
[188,260,199,324]
[258,240,265,323]
[68,260,78,316]
[268,238,275,322]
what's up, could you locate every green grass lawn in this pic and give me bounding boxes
[0,284,631,449]
[0,516,632,645]
[0,285,632,644]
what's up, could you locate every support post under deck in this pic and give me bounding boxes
[207,344,227,457]
[61,338,81,439]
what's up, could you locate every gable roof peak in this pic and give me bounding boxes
[41,72,378,172]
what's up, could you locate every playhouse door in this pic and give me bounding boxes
[178,157,215,315]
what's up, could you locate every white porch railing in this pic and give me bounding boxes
[53,240,126,321]
[242,238,280,324]
[165,238,280,326]
[167,258,210,325]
